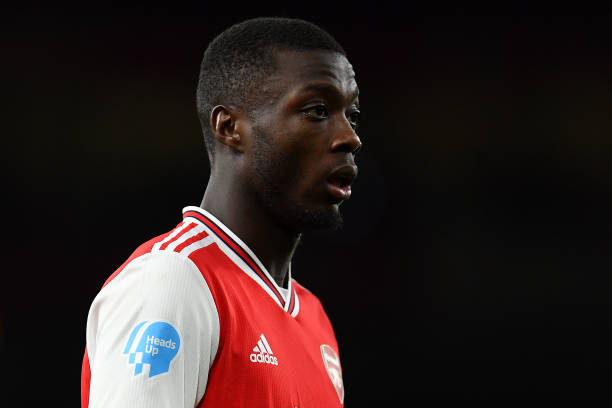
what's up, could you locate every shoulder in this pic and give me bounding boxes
[88,219,221,337]
[100,219,214,289]
[292,279,317,300]
[291,279,328,315]
[89,250,219,336]
[86,228,221,368]
[101,251,205,297]
[292,279,311,296]
[291,279,340,345]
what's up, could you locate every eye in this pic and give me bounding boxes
[303,104,329,120]
[347,110,360,130]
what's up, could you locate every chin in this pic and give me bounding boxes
[266,200,344,233]
[254,181,344,232]
[293,204,343,232]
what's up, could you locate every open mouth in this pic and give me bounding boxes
[326,165,358,201]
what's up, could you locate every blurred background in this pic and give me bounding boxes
[4,3,612,405]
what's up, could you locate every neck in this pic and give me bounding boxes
[201,175,301,288]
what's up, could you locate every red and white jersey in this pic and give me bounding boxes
[82,206,344,408]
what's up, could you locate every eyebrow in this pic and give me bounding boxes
[298,82,360,103]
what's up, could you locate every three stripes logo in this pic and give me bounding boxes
[249,333,278,366]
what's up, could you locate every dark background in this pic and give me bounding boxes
[4,4,612,405]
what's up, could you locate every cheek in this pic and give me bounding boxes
[288,154,329,201]
[257,145,305,190]
[254,124,327,197]
[264,151,316,200]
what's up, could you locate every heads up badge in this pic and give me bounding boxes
[123,320,181,378]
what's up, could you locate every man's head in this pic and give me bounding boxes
[196,17,346,162]
[197,18,361,232]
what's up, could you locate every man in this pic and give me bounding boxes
[81,17,361,407]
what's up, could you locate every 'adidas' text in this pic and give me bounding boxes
[249,353,279,365]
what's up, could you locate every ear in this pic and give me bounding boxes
[209,105,246,153]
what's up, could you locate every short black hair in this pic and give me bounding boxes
[196,17,346,163]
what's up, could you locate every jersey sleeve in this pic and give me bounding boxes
[85,251,220,408]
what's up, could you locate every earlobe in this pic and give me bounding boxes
[210,105,244,153]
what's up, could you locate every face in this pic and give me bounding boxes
[243,49,362,232]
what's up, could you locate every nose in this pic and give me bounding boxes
[330,116,362,155]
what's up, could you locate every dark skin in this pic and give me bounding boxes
[201,49,362,287]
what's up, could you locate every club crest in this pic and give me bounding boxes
[320,344,344,403]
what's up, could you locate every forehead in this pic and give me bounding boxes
[263,49,357,99]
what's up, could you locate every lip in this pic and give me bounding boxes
[326,164,358,202]
[326,182,352,201]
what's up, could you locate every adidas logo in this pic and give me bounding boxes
[249,333,279,366]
